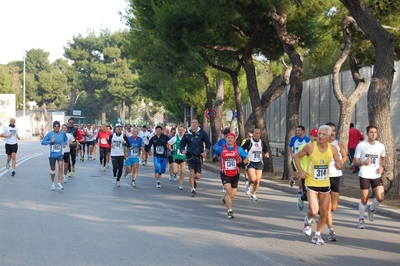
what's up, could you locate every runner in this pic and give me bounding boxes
[106,125,112,168]
[214,132,249,219]
[148,125,170,188]
[167,125,187,190]
[92,124,99,160]
[66,118,78,176]
[85,123,95,160]
[41,121,68,191]
[167,127,177,181]
[1,118,20,176]
[125,127,145,187]
[294,125,343,245]
[241,131,253,195]
[241,128,269,201]
[353,125,386,229]
[138,125,151,166]
[77,124,87,162]
[179,119,211,197]
[325,122,348,241]
[289,125,311,193]
[109,124,130,187]
[97,124,112,171]
[212,128,230,193]
[61,124,75,183]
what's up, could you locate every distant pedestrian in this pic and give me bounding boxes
[1,118,20,176]
[348,123,364,173]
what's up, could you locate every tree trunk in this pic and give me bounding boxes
[120,99,126,125]
[214,76,224,141]
[270,9,303,180]
[42,103,50,132]
[341,0,398,199]
[101,94,110,124]
[242,17,273,173]
[202,73,216,144]
[333,17,367,150]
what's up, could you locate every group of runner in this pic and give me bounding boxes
[36,117,387,245]
[290,123,386,245]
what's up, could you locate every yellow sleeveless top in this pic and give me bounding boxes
[305,142,333,187]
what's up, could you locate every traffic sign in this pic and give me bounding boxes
[204,108,217,119]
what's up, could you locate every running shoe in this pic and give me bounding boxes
[357,218,365,229]
[57,183,64,190]
[106,164,110,168]
[311,233,325,245]
[93,157,96,160]
[303,216,312,236]
[11,170,15,176]
[117,181,120,187]
[156,181,161,188]
[102,166,106,171]
[113,177,117,184]
[142,162,145,166]
[81,156,84,162]
[289,176,294,187]
[245,183,250,196]
[178,184,183,190]
[131,180,136,187]
[169,175,174,181]
[250,194,258,201]
[328,229,337,241]
[173,175,177,181]
[297,194,304,211]
[124,172,128,179]
[221,192,226,205]
[51,184,55,191]
[191,189,197,197]
[366,205,375,222]
[68,172,72,177]
[227,210,234,219]
[63,177,67,183]
[6,160,10,170]
[72,166,76,172]
[222,187,225,193]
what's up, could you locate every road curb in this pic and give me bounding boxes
[202,162,400,221]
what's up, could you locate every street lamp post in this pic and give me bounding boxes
[23,54,26,117]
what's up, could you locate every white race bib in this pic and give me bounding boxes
[51,144,61,153]
[225,158,236,170]
[156,146,164,154]
[314,165,328,180]
[101,138,107,144]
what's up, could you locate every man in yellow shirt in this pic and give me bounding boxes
[294,125,343,245]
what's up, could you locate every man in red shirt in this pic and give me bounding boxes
[348,123,364,173]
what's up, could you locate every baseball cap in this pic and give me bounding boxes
[53,121,60,127]
[115,123,122,127]
[310,128,318,136]
[225,132,236,139]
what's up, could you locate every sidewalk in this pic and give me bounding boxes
[202,156,400,220]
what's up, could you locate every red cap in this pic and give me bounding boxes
[310,128,318,136]
[225,132,236,139]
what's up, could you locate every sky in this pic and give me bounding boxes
[0,0,128,64]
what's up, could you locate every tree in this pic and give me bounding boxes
[340,0,398,199]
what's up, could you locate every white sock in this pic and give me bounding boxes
[359,203,366,219]
[370,198,380,211]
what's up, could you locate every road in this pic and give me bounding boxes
[0,140,399,266]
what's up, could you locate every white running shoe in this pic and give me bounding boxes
[245,183,250,196]
[303,216,312,236]
[102,166,106,171]
[51,184,55,191]
[250,194,258,201]
[113,177,117,184]
[63,177,67,183]
[117,181,120,187]
[6,160,10,170]
[357,218,365,229]
[57,183,64,190]
[156,181,161,188]
[131,180,136,187]
[222,187,225,193]
[366,205,375,222]
[169,175,174,181]
[311,233,325,245]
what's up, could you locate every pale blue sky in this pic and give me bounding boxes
[0,0,128,64]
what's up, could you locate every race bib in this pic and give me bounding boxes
[131,147,140,157]
[100,138,107,144]
[51,144,61,153]
[366,154,378,167]
[252,151,262,160]
[156,146,164,154]
[225,158,237,170]
[314,165,328,180]
[114,141,121,148]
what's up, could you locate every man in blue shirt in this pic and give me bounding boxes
[41,121,68,191]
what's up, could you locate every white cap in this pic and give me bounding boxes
[115,123,122,127]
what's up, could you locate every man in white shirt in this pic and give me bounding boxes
[353,125,386,229]
[138,125,151,166]
[1,118,20,176]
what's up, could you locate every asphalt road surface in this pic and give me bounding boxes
[0,140,399,266]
